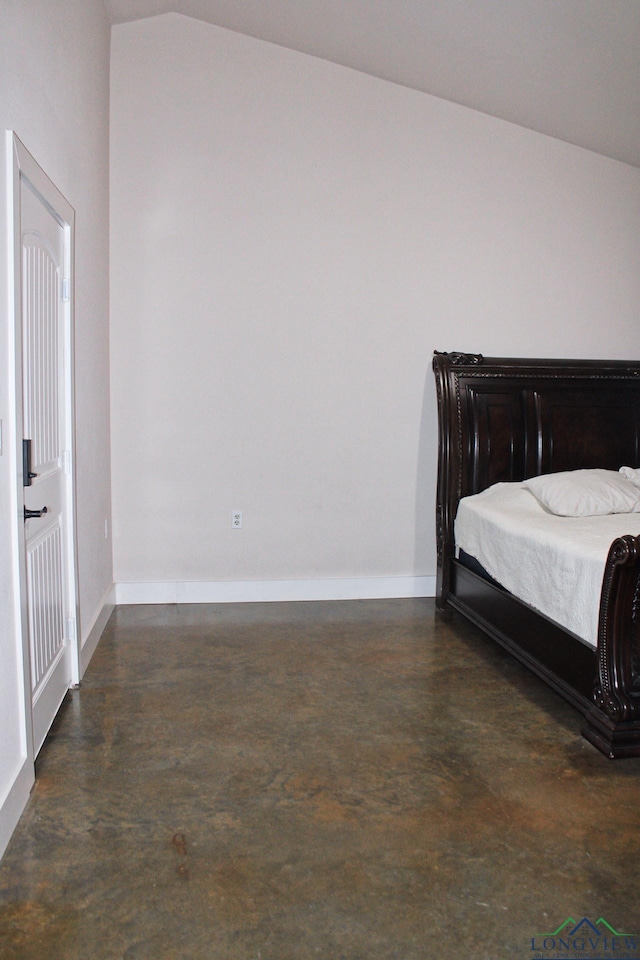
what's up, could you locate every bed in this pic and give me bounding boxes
[433,350,640,758]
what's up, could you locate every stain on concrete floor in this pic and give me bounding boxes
[1,599,639,959]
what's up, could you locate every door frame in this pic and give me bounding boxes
[7,132,80,759]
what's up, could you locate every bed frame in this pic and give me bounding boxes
[433,351,640,758]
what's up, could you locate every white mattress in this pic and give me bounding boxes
[454,482,640,648]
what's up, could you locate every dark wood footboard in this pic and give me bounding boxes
[583,535,640,757]
[433,350,640,758]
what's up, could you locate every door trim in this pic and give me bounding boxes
[8,132,80,756]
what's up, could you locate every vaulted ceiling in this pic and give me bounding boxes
[103,0,640,168]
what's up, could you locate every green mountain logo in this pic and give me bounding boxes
[537,917,632,938]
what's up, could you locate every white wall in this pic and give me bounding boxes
[0,0,112,857]
[110,13,640,601]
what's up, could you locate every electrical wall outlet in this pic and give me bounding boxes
[232,509,242,529]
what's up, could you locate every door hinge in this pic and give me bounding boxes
[66,617,77,643]
[62,449,72,474]
[61,277,70,303]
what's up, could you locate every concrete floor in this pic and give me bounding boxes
[1,599,640,959]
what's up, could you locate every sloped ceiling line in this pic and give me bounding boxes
[103,0,640,168]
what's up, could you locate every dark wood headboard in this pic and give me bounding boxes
[432,351,640,603]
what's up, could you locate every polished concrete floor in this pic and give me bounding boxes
[1,599,640,959]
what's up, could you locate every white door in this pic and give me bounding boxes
[17,154,77,756]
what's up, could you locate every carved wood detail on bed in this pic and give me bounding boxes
[585,535,640,756]
[433,350,640,758]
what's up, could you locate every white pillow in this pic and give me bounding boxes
[620,466,640,487]
[523,469,640,517]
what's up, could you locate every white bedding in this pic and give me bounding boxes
[454,482,640,648]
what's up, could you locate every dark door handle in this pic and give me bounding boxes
[22,439,37,486]
[24,505,48,521]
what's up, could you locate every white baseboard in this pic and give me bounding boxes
[115,576,436,605]
[0,577,433,861]
[0,586,116,863]
[79,584,116,678]
[0,757,34,862]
